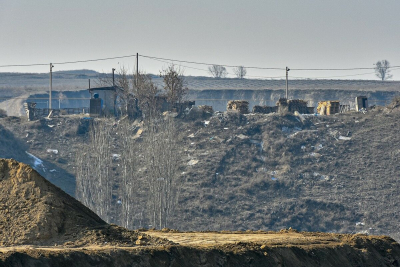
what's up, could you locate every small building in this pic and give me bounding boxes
[87,86,123,116]
[355,96,368,111]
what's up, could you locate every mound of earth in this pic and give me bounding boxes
[0,159,172,247]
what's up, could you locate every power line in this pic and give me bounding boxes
[140,54,286,70]
[140,54,400,72]
[291,67,400,79]
[0,54,136,68]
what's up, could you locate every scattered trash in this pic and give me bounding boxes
[256,167,268,173]
[339,136,352,141]
[117,200,122,205]
[224,127,229,130]
[204,120,210,126]
[49,169,57,173]
[46,149,59,154]
[48,125,55,128]
[271,177,277,181]
[320,175,329,181]
[188,133,195,138]
[309,152,321,157]
[356,222,365,226]
[112,154,121,160]
[301,145,306,150]
[187,159,199,166]
[237,134,248,140]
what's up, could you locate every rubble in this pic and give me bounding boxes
[227,100,249,114]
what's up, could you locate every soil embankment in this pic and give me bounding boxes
[0,158,400,266]
[0,232,400,267]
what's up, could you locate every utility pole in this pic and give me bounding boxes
[112,68,116,87]
[285,66,290,99]
[136,53,139,86]
[49,63,54,110]
[88,79,91,89]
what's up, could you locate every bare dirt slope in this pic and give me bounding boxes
[0,159,170,248]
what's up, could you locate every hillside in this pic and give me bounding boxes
[1,101,400,242]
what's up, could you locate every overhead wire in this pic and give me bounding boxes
[0,54,136,68]
[139,54,286,70]
[0,52,399,80]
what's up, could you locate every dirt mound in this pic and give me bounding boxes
[0,158,106,245]
[0,158,173,247]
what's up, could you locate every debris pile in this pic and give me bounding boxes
[198,105,214,114]
[317,101,340,115]
[227,100,249,114]
[276,98,312,114]
[252,105,277,114]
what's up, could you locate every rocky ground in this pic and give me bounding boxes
[1,99,400,243]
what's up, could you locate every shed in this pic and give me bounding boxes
[355,96,368,111]
[87,86,123,116]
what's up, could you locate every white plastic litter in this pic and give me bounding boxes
[46,149,59,154]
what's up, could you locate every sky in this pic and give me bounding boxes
[1,0,399,80]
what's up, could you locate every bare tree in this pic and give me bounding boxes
[161,65,188,104]
[132,72,160,120]
[75,119,144,228]
[75,119,114,222]
[143,117,181,229]
[375,60,393,81]
[208,65,228,78]
[233,66,247,79]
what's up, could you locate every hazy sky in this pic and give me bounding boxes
[1,0,399,80]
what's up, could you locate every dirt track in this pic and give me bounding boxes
[0,231,400,267]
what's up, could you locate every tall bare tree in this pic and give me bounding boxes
[76,119,144,228]
[208,65,228,78]
[161,65,188,104]
[233,66,247,79]
[75,119,114,221]
[143,117,181,229]
[375,60,393,81]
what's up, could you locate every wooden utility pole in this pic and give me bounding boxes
[285,66,290,99]
[136,53,139,85]
[49,63,54,109]
[89,79,91,89]
[112,68,116,86]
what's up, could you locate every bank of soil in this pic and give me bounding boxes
[1,231,400,267]
[1,159,400,266]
